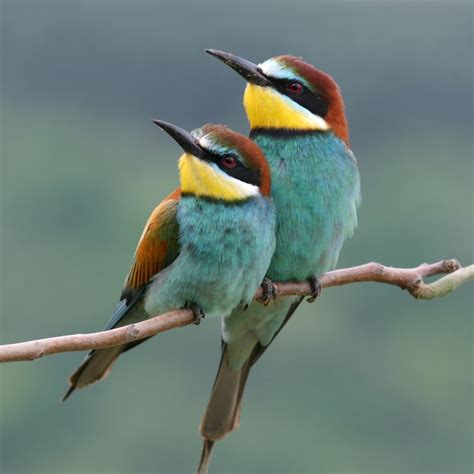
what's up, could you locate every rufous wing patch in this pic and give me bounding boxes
[124,188,181,290]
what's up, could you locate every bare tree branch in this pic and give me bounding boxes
[0,259,471,363]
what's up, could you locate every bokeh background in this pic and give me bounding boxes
[1,2,472,473]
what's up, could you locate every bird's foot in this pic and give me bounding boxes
[258,277,278,306]
[191,304,206,325]
[306,274,322,303]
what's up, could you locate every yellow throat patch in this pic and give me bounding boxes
[179,153,258,201]
[243,84,330,131]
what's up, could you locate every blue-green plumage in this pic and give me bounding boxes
[223,131,360,368]
[145,195,275,318]
[255,131,360,280]
[200,130,361,455]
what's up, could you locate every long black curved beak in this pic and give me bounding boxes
[153,120,204,158]
[205,49,271,87]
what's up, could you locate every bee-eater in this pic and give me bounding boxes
[62,121,276,401]
[197,51,361,472]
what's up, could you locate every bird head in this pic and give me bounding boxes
[153,120,271,202]
[206,49,349,144]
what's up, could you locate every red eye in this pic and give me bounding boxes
[288,81,303,94]
[221,155,237,169]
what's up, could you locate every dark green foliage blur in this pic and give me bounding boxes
[1,2,472,473]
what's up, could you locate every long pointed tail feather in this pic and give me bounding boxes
[197,345,254,473]
[196,440,215,474]
[199,346,252,441]
[197,297,304,473]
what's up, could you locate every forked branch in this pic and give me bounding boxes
[0,259,471,363]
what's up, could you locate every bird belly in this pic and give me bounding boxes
[223,295,299,369]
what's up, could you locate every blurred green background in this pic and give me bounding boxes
[1,1,472,473]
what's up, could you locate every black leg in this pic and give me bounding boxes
[306,274,322,303]
[259,277,277,306]
[191,304,206,325]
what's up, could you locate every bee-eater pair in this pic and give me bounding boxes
[62,50,361,474]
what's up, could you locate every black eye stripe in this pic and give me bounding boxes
[201,150,261,187]
[260,75,329,119]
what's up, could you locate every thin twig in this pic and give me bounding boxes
[0,259,471,363]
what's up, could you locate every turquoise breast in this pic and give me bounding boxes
[145,195,275,319]
[222,131,361,368]
[253,131,361,280]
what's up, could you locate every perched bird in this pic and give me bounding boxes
[62,121,276,401]
[197,50,361,472]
